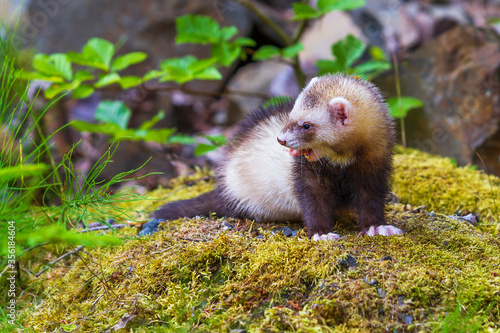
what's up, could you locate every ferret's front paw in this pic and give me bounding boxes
[360,225,403,236]
[312,232,341,241]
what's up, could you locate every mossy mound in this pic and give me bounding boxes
[20,148,500,331]
[24,209,500,332]
[393,147,500,228]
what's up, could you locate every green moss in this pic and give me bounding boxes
[393,147,500,231]
[18,148,500,332]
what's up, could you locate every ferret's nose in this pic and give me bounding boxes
[277,137,286,146]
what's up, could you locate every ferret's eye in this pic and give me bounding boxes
[303,123,311,130]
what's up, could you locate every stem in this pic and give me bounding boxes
[233,0,291,45]
[292,55,306,88]
[400,118,406,148]
[291,0,310,43]
[392,52,405,147]
[292,20,307,43]
[232,0,307,88]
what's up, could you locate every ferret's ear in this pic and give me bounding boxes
[307,77,319,87]
[328,97,351,126]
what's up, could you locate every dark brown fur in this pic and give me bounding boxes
[293,148,392,236]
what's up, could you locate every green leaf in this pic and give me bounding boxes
[369,46,388,61]
[192,67,223,81]
[167,134,198,145]
[111,52,148,72]
[139,111,165,131]
[74,70,94,82]
[118,76,142,89]
[262,96,293,108]
[67,52,105,71]
[253,45,281,60]
[83,38,115,71]
[353,60,390,79]
[219,26,238,41]
[204,134,226,146]
[44,82,78,99]
[44,84,66,99]
[71,120,128,136]
[69,38,115,71]
[72,119,175,143]
[292,3,320,20]
[315,59,343,75]
[211,43,241,67]
[157,56,222,84]
[33,53,73,80]
[176,15,223,44]
[61,324,78,332]
[139,128,175,143]
[486,17,500,25]
[188,57,218,72]
[233,37,257,47]
[95,100,132,129]
[0,164,50,182]
[282,43,304,58]
[331,34,366,69]
[194,143,218,156]
[72,85,94,99]
[95,73,121,88]
[387,97,423,119]
[143,70,163,81]
[317,0,366,12]
[18,71,65,83]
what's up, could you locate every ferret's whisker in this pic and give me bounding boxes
[307,144,323,166]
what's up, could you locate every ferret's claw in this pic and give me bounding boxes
[360,225,403,237]
[312,232,341,241]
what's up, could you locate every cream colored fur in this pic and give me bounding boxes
[221,115,301,221]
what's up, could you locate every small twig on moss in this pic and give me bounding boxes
[75,248,120,299]
[177,237,206,242]
[35,245,84,277]
[20,267,36,276]
[474,150,500,223]
[90,293,104,311]
[79,224,128,233]
[23,241,50,254]
[144,247,174,257]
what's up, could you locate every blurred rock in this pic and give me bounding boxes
[300,11,363,63]
[226,61,290,116]
[376,25,500,174]
[351,0,468,52]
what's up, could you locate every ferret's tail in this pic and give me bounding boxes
[152,190,228,220]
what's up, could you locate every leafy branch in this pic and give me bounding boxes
[19,2,421,150]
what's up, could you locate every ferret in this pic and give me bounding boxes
[152,74,403,240]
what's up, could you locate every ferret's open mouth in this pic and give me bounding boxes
[289,149,319,162]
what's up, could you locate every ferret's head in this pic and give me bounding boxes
[277,74,388,164]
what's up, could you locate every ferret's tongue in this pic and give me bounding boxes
[289,149,319,162]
